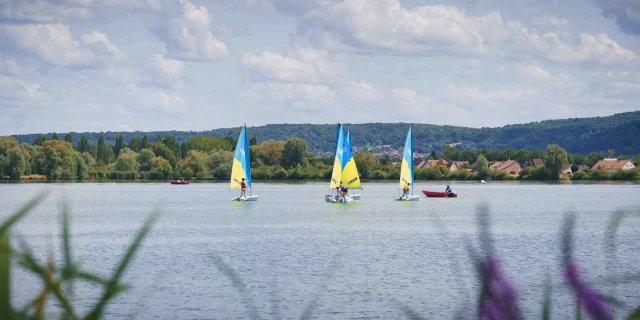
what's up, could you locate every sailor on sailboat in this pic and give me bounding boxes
[325,123,353,203]
[231,125,258,201]
[394,125,420,201]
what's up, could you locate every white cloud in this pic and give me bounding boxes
[126,84,188,114]
[392,88,420,105]
[0,74,47,100]
[0,59,21,76]
[82,31,127,61]
[145,54,185,86]
[242,47,340,82]
[153,0,228,61]
[0,24,125,68]
[517,64,570,86]
[251,82,335,103]
[296,0,639,66]
[346,81,382,100]
[0,0,91,23]
[532,16,569,28]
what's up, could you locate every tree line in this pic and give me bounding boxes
[11,111,640,155]
[1,134,639,182]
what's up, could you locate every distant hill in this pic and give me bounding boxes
[11,111,640,155]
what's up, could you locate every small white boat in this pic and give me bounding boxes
[393,195,420,201]
[229,125,258,202]
[394,125,419,202]
[481,180,487,184]
[232,195,259,202]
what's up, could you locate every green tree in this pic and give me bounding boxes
[113,150,139,172]
[503,148,517,161]
[7,148,26,180]
[544,144,569,179]
[249,136,258,146]
[91,141,98,160]
[152,142,177,168]
[150,157,172,179]
[252,139,284,166]
[573,154,589,166]
[178,150,210,179]
[137,149,155,171]
[97,135,105,163]
[128,136,141,152]
[618,155,629,160]
[224,136,237,150]
[163,135,180,158]
[206,150,233,179]
[51,132,59,140]
[515,149,530,164]
[188,136,232,153]
[530,150,545,160]
[281,138,308,169]
[114,135,125,156]
[379,154,391,165]
[77,135,90,153]
[354,151,377,179]
[73,152,88,180]
[587,152,604,166]
[104,144,115,164]
[180,141,191,158]
[36,140,75,180]
[141,135,151,149]
[34,136,46,146]
[64,133,73,144]
[607,149,615,158]
[429,150,437,160]
[475,154,489,178]
[633,155,640,166]
[442,145,461,160]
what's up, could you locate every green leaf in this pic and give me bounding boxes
[84,210,159,320]
[542,275,552,320]
[0,190,48,235]
[0,233,14,320]
[212,255,261,320]
[627,306,640,320]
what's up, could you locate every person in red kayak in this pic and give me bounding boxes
[240,178,247,198]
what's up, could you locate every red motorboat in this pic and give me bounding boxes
[170,179,190,185]
[422,190,457,198]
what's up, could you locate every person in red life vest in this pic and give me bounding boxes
[240,178,247,198]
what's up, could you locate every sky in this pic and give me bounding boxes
[0,0,639,135]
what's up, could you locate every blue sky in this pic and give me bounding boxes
[0,0,639,135]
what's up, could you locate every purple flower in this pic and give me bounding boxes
[480,258,522,320]
[564,261,613,320]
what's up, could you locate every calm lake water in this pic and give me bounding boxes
[2,181,640,319]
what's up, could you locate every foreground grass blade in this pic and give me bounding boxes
[0,232,13,320]
[212,255,261,320]
[392,300,426,320]
[627,306,640,320]
[299,253,341,320]
[1,191,48,320]
[61,201,74,299]
[542,275,552,320]
[85,211,159,320]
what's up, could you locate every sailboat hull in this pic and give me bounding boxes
[394,195,420,201]
[232,195,259,202]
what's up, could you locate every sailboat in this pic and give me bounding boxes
[325,123,352,203]
[394,125,420,201]
[230,124,258,201]
[341,129,362,200]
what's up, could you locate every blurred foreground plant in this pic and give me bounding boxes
[0,190,158,320]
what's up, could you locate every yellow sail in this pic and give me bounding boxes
[329,124,344,189]
[230,126,250,189]
[341,130,361,189]
[399,126,414,189]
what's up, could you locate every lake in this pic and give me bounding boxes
[2,182,640,319]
